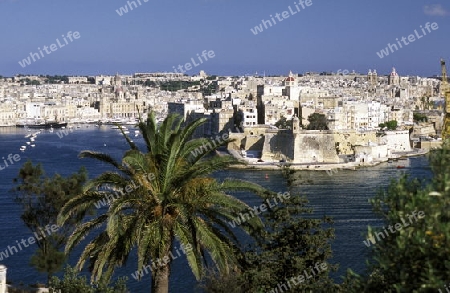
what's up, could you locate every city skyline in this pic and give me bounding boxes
[0,0,449,77]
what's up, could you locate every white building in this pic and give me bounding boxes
[242,108,257,127]
[26,102,43,119]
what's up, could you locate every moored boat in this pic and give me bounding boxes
[16,122,68,129]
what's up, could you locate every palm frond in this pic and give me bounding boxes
[79,151,133,176]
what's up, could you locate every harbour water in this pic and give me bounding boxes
[0,126,432,292]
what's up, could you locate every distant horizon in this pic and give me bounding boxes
[1,68,445,79]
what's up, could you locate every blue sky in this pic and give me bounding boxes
[0,0,449,77]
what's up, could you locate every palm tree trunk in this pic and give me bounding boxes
[152,263,170,293]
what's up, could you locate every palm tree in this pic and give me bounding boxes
[58,112,270,293]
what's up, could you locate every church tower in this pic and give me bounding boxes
[283,71,300,101]
[388,67,400,86]
[367,69,378,86]
[372,70,378,86]
[283,71,297,87]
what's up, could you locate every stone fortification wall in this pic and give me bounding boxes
[332,131,378,155]
[261,130,294,162]
[231,129,388,164]
[228,133,265,151]
[228,133,246,151]
[243,135,264,151]
[293,131,340,163]
[292,130,378,163]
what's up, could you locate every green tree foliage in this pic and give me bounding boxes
[30,246,66,282]
[342,142,450,292]
[240,196,338,292]
[44,75,69,84]
[413,113,428,123]
[307,113,329,130]
[20,78,40,85]
[379,121,398,130]
[49,266,127,293]
[274,116,293,129]
[141,79,217,95]
[385,120,398,130]
[12,161,89,283]
[203,168,340,292]
[58,112,269,293]
[161,80,193,90]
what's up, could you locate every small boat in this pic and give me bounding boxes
[26,142,31,145]
[20,146,26,151]
[397,166,405,169]
[16,122,68,129]
[25,134,32,138]
[31,144,36,148]
[49,127,54,133]
[30,137,35,142]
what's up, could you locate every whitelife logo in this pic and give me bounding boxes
[115,0,149,16]
[0,153,21,171]
[171,50,215,74]
[18,31,81,68]
[0,224,60,260]
[227,192,291,228]
[250,0,313,35]
[93,174,156,209]
[268,262,328,293]
[376,22,438,59]
[131,243,192,280]
[363,210,425,247]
